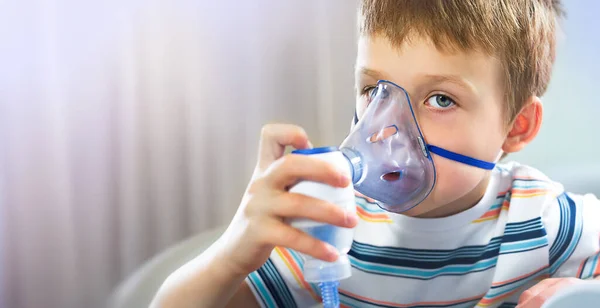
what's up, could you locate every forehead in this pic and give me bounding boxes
[355,35,503,93]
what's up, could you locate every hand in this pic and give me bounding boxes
[214,124,358,278]
[517,278,583,308]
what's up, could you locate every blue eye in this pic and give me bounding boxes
[426,95,456,109]
[369,87,378,99]
[361,86,377,99]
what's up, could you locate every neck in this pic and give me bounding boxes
[407,175,491,218]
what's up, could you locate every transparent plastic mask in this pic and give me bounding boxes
[340,80,436,213]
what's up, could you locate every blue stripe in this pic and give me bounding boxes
[351,217,544,262]
[287,249,322,296]
[485,267,549,299]
[487,202,503,210]
[348,215,548,279]
[350,241,501,269]
[499,244,548,256]
[340,291,481,308]
[512,183,551,190]
[550,194,583,274]
[355,197,387,213]
[512,179,552,189]
[256,259,297,308]
[351,238,503,259]
[504,224,541,236]
[500,238,548,255]
[263,260,297,307]
[587,254,600,278]
[505,217,542,231]
[495,165,511,172]
[491,266,549,290]
[549,199,569,258]
[504,220,542,233]
[512,178,551,183]
[502,229,547,243]
[248,271,277,308]
[349,255,498,279]
[287,249,304,269]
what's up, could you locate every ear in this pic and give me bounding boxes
[502,96,543,153]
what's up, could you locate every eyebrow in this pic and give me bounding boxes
[356,67,477,94]
[355,67,390,81]
[420,74,477,94]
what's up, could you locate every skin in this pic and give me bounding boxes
[150,35,597,308]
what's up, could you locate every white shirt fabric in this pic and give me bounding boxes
[246,162,600,308]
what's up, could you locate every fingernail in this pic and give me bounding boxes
[345,210,359,226]
[337,169,350,186]
[340,174,351,187]
[307,141,314,149]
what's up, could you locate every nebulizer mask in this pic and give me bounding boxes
[340,80,497,212]
[290,80,497,308]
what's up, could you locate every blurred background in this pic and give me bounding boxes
[0,0,598,307]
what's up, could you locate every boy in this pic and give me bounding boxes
[153,1,600,307]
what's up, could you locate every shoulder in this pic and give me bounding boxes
[494,162,565,221]
[495,161,563,194]
[498,162,600,276]
[497,161,599,219]
[496,161,598,226]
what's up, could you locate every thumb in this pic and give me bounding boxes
[256,124,313,172]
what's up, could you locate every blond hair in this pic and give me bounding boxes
[359,0,565,122]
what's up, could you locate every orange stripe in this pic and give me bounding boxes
[480,208,502,219]
[511,190,552,198]
[477,288,521,307]
[477,274,549,307]
[491,265,548,287]
[577,258,587,278]
[354,192,377,203]
[593,239,600,277]
[511,188,549,194]
[275,247,320,302]
[594,233,600,277]
[473,216,500,223]
[356,206,390,219]
[473,201,510,223]
[340,289,485,307]
[356,207,392,223]
[497,189,510,197]
[512,193,551,199]
[513,176,545,181]
[594,256,600,277]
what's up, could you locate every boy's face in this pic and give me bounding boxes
[355,35,509,218]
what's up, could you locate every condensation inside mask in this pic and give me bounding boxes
[340,80,436,213]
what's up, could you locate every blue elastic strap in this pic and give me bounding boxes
[427,145,496,170]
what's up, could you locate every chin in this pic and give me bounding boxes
[401,199,439,217]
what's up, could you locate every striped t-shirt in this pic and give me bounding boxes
[246,162,600,308]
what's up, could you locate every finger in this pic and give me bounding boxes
[267,220,340,262]
[518,278,563,305]
[257,124,312,171]
[272,193,358,228]
[265,154,350,189]
[518,278,580,308]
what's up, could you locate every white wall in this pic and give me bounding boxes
[510,1,600,189]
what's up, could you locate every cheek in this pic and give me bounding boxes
[431,156,488,203]
[419,107,505,202]
[420,106,506,162]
